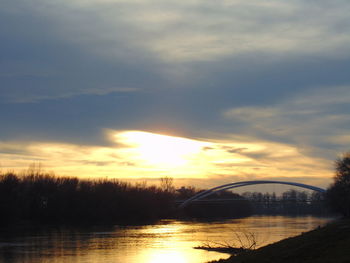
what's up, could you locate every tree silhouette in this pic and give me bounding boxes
[327,152,350,217]
[160,177,175,193]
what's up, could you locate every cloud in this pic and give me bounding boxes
[223,85,350,161]
[0,130,333,188]
[0,0,165,103]
[1,0,350,107]
[9,87,140,104]
[54,0,350,62]
[1,0,349,190]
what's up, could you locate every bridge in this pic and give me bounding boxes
[179,180,326,209]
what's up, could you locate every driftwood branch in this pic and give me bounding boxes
[194,228,261,255]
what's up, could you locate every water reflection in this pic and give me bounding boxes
[141,250,188,263]
[0,216,333,263]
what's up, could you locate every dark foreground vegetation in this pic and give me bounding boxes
[0,171,175,225]
[211,218,350,263]
[327,152,350,217]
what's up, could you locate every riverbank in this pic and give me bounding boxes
[212,218,350,263]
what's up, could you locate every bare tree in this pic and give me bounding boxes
[160,177,175,193]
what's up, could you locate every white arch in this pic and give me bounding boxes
[179,180,326,209]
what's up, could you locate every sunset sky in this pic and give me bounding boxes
[1,0,350,188]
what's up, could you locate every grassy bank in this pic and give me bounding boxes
[212,218,350,263]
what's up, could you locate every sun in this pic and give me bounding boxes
[113,131,208,168]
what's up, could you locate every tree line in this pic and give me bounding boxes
[240,190,327,215]
[0,170,176,225]
[1,152,349,225]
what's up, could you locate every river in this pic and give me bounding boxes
[0,216,333,263]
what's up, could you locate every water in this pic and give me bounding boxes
[0,216,333,263]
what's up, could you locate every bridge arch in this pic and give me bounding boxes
[179,180,326,209]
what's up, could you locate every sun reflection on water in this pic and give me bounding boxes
[142,250,188,263]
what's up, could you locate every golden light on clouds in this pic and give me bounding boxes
[0,130,333,187]
[113,131,209,168]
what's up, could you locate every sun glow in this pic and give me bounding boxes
[0,130,333,185]
[114,131,209,168]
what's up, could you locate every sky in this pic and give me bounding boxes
[1,0,350,189]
